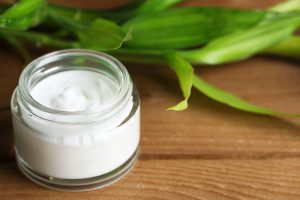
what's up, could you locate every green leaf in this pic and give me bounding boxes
[122,7,271,49]
[77,18,132,51]
[48,6,89,30]
[48,4,121,30]
[269,0,300,12]
[136,0,183,14]
[263,35,300,60]
[164,53,193,111]
[0,29,79,49]
[47,1,145,26]
[179,13,300,64]
[0,0,47,30]
[192,74,300,117]
[47,0,182,32]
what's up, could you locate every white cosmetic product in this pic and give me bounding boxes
[11,50,140,191]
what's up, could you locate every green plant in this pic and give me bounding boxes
[1,0,300,117]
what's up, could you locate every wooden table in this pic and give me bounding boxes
[1,0,300,199]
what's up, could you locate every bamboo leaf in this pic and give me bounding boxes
[48,6,89,30]
[269,0,300,12]
[122,7,271,49]
[136,0,183,14]
[263,36,300,60]
[78,18,132,51]
[1,29,79,49]
[0,0,47,30]
[192,74,300,117]
[179,13,300,64]
[165,54,193,111]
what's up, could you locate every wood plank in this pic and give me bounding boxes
[1,1,300,160]
[0,51,22,109]
[1,0,300,199]
[136,57,300,159]
[1,55,300,160]
[0,50,22,160]
[1,158,300,199]
[0,109,14,160]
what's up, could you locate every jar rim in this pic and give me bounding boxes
[18,49,133,120]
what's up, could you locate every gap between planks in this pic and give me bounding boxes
[2,152,300,164]
[1,158,300,200]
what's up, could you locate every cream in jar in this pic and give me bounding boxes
[11,49,140,191]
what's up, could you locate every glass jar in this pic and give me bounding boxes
[10,49,140,191]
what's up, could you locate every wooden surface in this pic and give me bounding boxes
[1,0,300,199]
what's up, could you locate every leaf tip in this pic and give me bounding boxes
[167,100,188,111]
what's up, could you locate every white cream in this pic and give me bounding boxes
[30,71,117,112]
[13,69,140,180]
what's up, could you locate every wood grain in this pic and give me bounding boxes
[2,56,300,160]
[1,0,300,199]
[1,159,300,200]
[0,50,22,160]
[136,57,300,160]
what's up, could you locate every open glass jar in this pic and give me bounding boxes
[10,49,140,191]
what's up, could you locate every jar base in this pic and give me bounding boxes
[16,149,139,192]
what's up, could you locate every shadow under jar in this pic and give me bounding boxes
[10,49,140,192]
